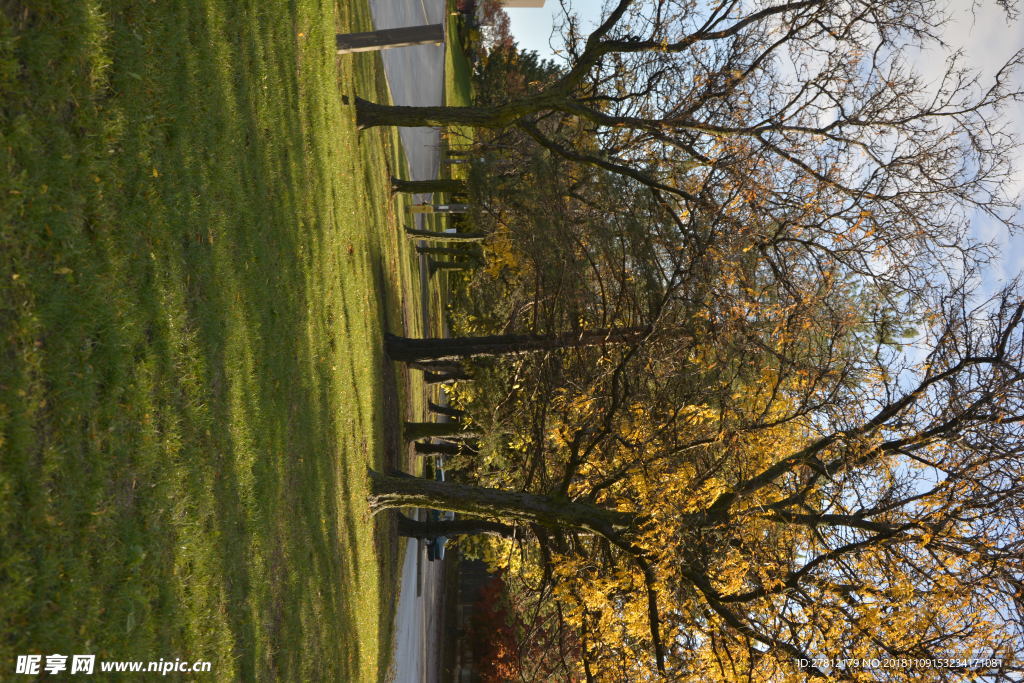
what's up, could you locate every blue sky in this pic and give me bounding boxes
[506,0,1024,290]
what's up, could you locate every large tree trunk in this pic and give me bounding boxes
[429,259,477,276]
[356,97,542,129]
[414,440,478,456]
[404,421,479,441]
[423,369,472,384]
[368,470,634,537]
[428,401,465,418]
[416,245,481,257]
[409,360,464,373]
[404,226,486,242]
[391,177,467,194]
[372,470,665,671]
[385,327,651,363]
[395,512,514,539]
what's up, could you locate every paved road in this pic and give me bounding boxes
[389,529,446,683]
[364,1,448,682]
[367,0,445,185]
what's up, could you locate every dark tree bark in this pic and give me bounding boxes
[428,401,465,418]
[369,469,666,670]
[385,327,651,362]
[368,469,635,537]
[336,25,444,54]
[391,177,467,194]
[409,360,464,373]
[404,226,486,242]
[403,422,479,441]
[429,259,477,276]
[395,512,515,539]
[414,440,478,456]
[357,97,538,129]
[423,368,472,384]
[416,245,481,258]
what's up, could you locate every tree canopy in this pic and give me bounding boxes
[360,0,1021,249]
[367,0,1024,678]
[377,286,1024,679]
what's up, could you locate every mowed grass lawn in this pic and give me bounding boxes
[0,1,419,679]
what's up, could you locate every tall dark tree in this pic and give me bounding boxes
[390,177,466,195]
[384,327,651,362]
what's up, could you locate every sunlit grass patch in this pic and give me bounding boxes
[0,0,419,679]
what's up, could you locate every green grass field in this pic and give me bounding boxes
[0,1,421,679]
[443,4,475,150]
[445,8,474,112]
